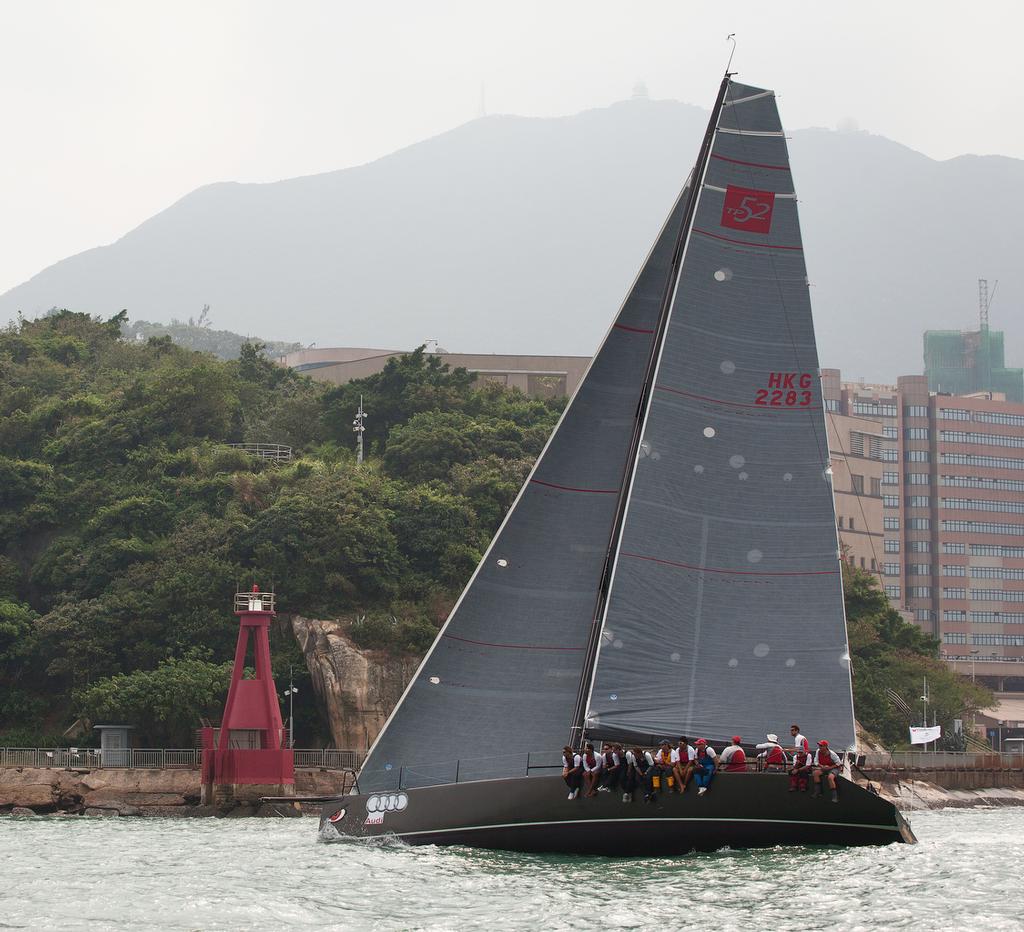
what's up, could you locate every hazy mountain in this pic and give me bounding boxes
[2,99,1020,381]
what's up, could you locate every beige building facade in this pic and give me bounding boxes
[276,347,591,400]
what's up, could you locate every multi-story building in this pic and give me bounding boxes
[823,368,1024,678]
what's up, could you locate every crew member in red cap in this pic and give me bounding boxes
[692,739,717,796]
[718,736,747,772]
[811,739,843,802]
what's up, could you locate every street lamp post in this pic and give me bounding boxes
[284,665,299,749]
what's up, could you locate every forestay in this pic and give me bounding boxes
[586,81,857,750]
[357,183,692,791]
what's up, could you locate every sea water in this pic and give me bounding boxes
[1,808,1022,930]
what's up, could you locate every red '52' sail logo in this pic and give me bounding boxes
[721,185,775,234]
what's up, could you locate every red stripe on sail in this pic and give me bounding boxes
[530,478,619,494]
[694,228,803,250]
[655,384,821,411]
[614,323,655,334]
[444,634,585,651]
[711,153,790,171]
[621,552,838,577]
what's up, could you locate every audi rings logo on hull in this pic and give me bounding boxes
[366,793,408,814]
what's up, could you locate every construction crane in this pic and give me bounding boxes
[978,277,998,331]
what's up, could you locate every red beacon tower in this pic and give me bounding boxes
[201,585,294,805]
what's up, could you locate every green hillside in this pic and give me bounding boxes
[0,311,988,748]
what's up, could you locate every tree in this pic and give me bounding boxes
[844,565,992,746]
[73,657,235,746]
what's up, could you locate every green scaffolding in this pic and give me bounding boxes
[924,328,1023,402]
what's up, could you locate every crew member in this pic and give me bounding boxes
[562,745,582,800]
[647,739,677,802]
[811,739,843,802]
[672,736,697,793]
[623,746,652,803]
[581,742,603,797]
[718,736,747,772]
[693,738,717,796]
[599,745,622,793]
[788,737,812,793]
[756,734,789,771]
[789,724,810,760]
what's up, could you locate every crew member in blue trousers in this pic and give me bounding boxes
[692,738,717,796]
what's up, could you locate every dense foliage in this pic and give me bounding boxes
[845,564,992,747]
[0,312,559,745]
[0,311,991,749]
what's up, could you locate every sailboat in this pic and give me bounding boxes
[320,74,916,853]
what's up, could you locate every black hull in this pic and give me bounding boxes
[318,773,915,854]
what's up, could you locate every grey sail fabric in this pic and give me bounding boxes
[357,183,691,791]
[586,81,857,751]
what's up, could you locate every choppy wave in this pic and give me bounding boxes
[2,809,1022,930]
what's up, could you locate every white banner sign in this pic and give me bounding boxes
[909,725,942,745]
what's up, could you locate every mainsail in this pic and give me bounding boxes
[359,76,856,792]
[586,80,856,749]
[358,182,693,791]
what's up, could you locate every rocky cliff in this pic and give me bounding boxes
[290,615,420,751]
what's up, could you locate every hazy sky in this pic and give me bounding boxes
[2,0,1022,301]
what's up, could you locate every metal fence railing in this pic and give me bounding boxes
[862,751,1024,771]
[0,747,363,771]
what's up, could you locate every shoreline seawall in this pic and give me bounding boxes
[0,767,348,817]
[3,766,1024,817]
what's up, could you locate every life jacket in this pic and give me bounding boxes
[793,750,809,767]
[765,744,785,766]
[725,747,746,772]
[677,745,691,762]
[815,749,839,768]
[696,745,712,763]
[655,749,673,765]
[584,751,596,769]
[604,750,616,768]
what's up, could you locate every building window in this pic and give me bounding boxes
[884,539,900,553]
[909,540,931,553]
[883,563,900,576]
[941,453,1024,471]
[971,544,1024,558]
[942,588,967,599]
[943,520,1024,536]
[908,564,932,576]
[905,450,930,462]
[973,634,1024,647]
[907,586,932,598]
[973,411,1024,427]
[851,474,864,494]
[907,518,930,529]
[905,473,931,485]
[881,449,899,462]
[972,612,1024,624]
[883,426,898,439]
[942,565,966,576]
[825,399,840,412]
[944,542,966,554]
[905,405,929,418]
[941,497,1024,515]
[941,475,1024,492]
[971,589,1024,603]
[943,632,967,644]
[884,517,900,530]
[850,517,856,530]
[885,585,901,599]
[914,609,933,621]
[971,567,1024,580]
[883,471,899,485]
[853,402,897,418]
[837,516,844,528]
[941,430,1024,449]
[905,428,930,440]
[871,477,881,496]
[939,408,971,421]
[908,496,930,508]
[883,495,899,508]
[943,610,967,621]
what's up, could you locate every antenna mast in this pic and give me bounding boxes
[353,395,367,466]
[978,278,989,331]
